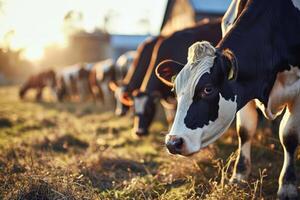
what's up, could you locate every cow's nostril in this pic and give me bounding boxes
[166,137,184,154]
[174,137,183,150]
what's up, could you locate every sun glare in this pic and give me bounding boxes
[22,45,44,61]
[0,0,166,61]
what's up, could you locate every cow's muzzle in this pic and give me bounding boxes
[135,128,148,137]
[166,135,184,155]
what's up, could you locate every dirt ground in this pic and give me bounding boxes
[0,86,299,200]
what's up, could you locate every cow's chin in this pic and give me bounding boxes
[177,104,237,156]
[178,125,233,156]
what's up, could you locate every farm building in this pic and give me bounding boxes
[112,0,231,58]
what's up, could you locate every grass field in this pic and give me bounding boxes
[0,86,299,199]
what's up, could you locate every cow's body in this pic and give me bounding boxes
[133,19,222,136]
[115,50,136,81]
[156,0,300,198]
[110,36,164,116]
[19,69,57,101]
[57,63,91,101]
[88,59,115,104]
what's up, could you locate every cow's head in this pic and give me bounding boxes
[109,81,130,116]
[132,90,157,136]
[156,41,238,156]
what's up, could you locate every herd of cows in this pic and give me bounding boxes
[18,0,300,199]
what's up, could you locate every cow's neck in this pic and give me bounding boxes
[219,0,300,110]
[124,44,153,92]
[126,37,162,93]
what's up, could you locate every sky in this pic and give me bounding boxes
[0,0,167,60]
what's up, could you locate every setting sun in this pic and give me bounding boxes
[0,0,166,61]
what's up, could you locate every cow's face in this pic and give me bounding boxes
[133,91,156,136]
[156,41,238,156]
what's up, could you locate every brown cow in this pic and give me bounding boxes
[19,69,57,101]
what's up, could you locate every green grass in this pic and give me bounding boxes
[0,86,298,199]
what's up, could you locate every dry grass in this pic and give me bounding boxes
[0,86,299,199]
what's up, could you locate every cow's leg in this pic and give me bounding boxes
[230,100,258,183]
[36,87,43,101]
[19,84,29,99]
[277,106,299,199]
[97,84,105,103]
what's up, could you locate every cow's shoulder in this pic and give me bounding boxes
[256,66,300,120]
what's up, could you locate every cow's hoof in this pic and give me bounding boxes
[135,132,149,137]
[277,184,298,200]
[229,173,248,184]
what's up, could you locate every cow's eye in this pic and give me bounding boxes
[204,87,213,94]
[201,85,214,97]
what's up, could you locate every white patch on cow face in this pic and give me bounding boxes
[134,96,148,115]
[291,0,300,10]
[168,92,237,155]
[166,41,237,155]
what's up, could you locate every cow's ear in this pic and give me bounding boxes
[155,59,184,87]
[222,49,238,81]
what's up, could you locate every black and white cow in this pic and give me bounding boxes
[156,0,300,198]
[88,59,116,104]
[56,63,91,102]
[132,19,222,136]
[109,36,164,116]
[114,50,136,81]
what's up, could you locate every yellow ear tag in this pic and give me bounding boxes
[171,75,177,84]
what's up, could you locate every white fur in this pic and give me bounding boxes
[114,87,124,115]
[58,64,80,96]
[134,96,148,115]
[291,0,300,10]
[167,42,237,155]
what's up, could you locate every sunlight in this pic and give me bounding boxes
[22,45,44,61]
[0,0,166,61]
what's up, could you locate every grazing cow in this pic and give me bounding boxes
[115,50,136,81]
[57,63,91,101]
[109,37,164,116]
[88,59,115,104]
[132,19,222,136]
[156,0,300,198]
[19,69,57,101]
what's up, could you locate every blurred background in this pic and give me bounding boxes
[0,0,230,84]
